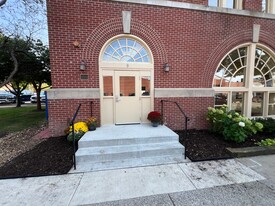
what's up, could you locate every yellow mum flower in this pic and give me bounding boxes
[70,121,88,133]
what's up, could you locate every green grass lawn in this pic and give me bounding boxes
[0,106,46,133]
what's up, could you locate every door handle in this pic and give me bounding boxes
[115,95,121,102]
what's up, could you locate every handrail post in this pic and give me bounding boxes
[161,100,164,125]
[72,122,76,170]
[160,99,189,160]
[185,117,188,140]
[70,103,82,170]
[184,117,188,159]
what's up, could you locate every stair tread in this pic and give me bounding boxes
[80,135,179,142]
[71,155,188,173]
[78,135,179,148]
[76,142,184,156]
[80,124,178,142]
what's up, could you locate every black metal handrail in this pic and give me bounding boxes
[69,101,94,170]
[70,103,82,170]
[160,100,190,159]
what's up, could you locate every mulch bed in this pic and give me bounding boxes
[177,130,274,161]
[0,129,273,179]
[0,136,74,179]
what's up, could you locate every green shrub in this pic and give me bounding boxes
[65,121,88,142]
[67,131,85,142]
[256,138,275,146]
[254,118,275,134]
[207,105,263,143]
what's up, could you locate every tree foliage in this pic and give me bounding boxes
[0,0,44,8]
[0,35,50,108]
[0,0,47,86]
[27,40,51,110]
[0,35,34,88]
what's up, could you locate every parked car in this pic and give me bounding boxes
[0,92,15,104]
[31,92,46,103]
[20,90,33,102]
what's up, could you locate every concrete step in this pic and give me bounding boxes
[78,124,179,148]
[71,155,188,173]
[78,135,179,148]
[73,125,186,172]
[75,142,184,163]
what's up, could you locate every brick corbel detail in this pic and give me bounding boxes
[81,17,168,67]
[201,30,252,88]
[202,29,275,88]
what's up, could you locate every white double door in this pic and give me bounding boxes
[114,71,141,124]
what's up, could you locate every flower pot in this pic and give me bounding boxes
[151,122,159,127]
[88,125,96,131]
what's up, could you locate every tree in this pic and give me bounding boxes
[0,0,7,8]
[0,0,43,8]
[1,37,51,109]
[1,36,36,107]
[0,0,47,87]
[0,34,20,88]
[27,40,51,110]
[7,79,28,107]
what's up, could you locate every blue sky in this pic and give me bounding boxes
[0,0,48,45]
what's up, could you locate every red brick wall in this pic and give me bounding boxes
[47,0,275,136]
[155,97,214,131]
[48,99,100,137]
[243,0,262,12]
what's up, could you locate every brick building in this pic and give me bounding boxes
[47,0,275,136]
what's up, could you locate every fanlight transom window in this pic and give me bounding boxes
[213,47,247,87]
[102,38,151,63]
[213,47,275,88]
[254,48,275,87]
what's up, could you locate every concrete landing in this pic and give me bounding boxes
[72,124,187,172]
[78,124,180,147]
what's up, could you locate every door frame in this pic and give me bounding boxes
[99,34,154,125]
[114,70,141,124]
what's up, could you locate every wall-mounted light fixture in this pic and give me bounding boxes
[163,63,170,72]
[73,40,80,48]
[80,60,86,70]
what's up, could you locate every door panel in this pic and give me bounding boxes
[115,71,141,124]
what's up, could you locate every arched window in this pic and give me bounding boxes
[213,44,275,117]
[254,48,275,87]
[102,37,151,63]
[213,47,247,87]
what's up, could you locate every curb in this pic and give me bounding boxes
[226,146,275,158]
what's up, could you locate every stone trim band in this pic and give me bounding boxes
[47,88,100,99]
[155,88,214,98]
[47,88,214,99]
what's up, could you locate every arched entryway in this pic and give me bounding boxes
[99,35,154,125]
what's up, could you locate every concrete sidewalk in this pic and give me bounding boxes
[0,156,274,206]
